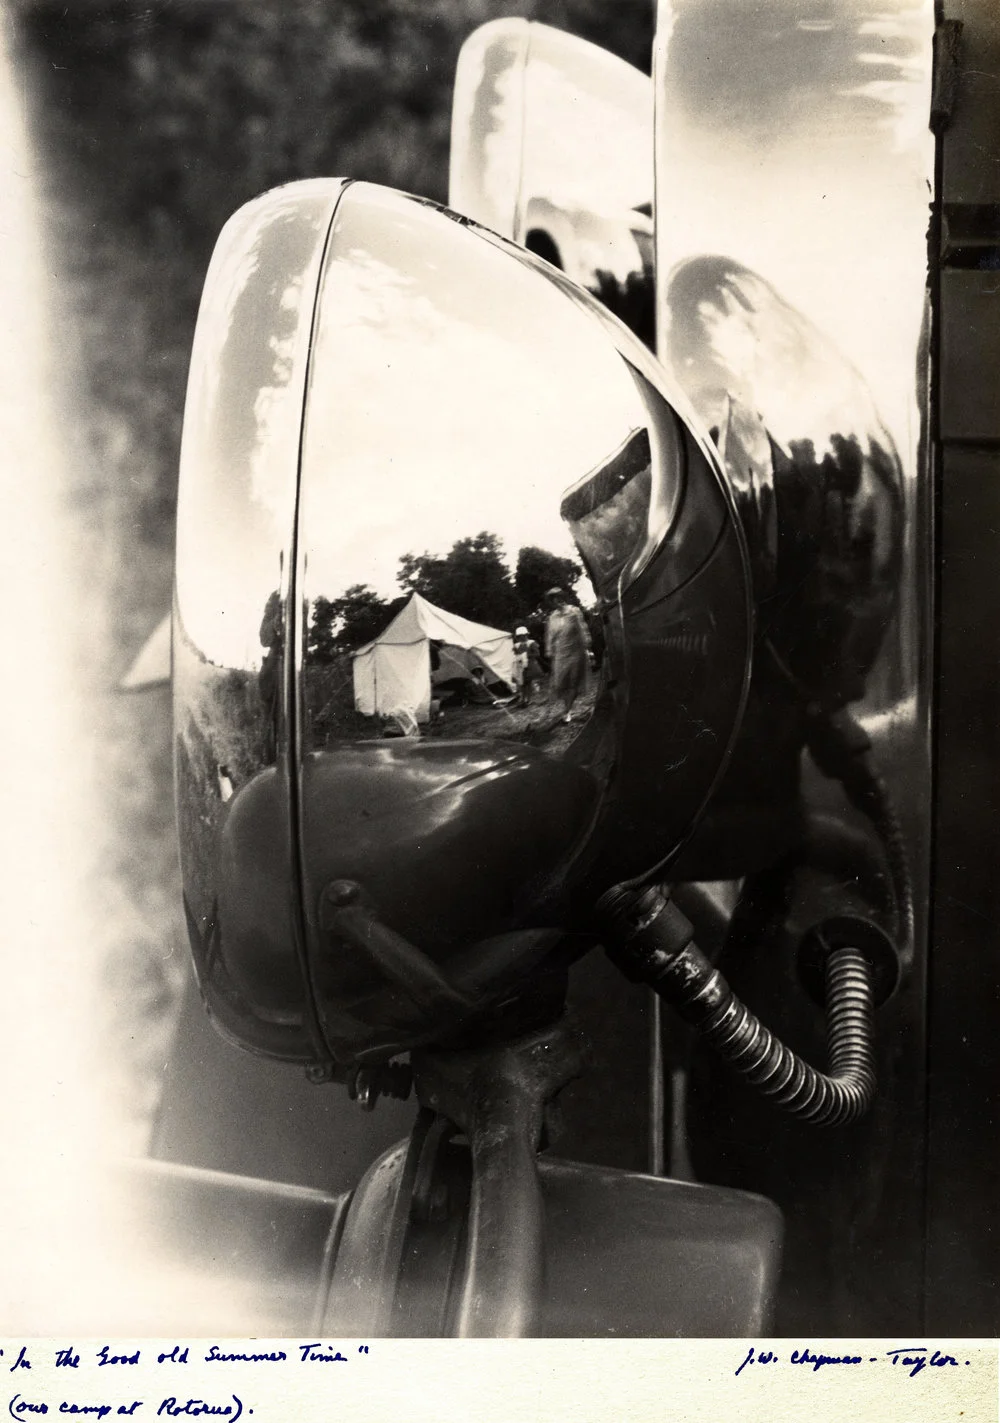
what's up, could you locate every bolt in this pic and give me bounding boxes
[326,879,360,907]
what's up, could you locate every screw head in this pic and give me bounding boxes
[326,879,360,907]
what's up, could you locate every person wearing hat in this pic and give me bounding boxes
[512,623,544,705]
[543,587,591,722]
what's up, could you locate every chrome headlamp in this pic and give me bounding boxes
[173,180,751,1068]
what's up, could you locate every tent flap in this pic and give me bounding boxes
[351,592,514,722]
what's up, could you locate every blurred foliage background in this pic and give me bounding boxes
[21,0,652,543]
[11,0,652,1143]
[27,1,652,249]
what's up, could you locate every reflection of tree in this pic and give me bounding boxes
[308,585,405,660]
[589,268,655,351]
[257,589,284,762]
[399,531,520,630]
[765,432,902,707]
[514,545,582,613]
[310,534,587,664]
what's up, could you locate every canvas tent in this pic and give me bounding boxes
[352,592,515,723]
[120,612,171,690]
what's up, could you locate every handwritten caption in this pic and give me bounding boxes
[2,1339,984,1418]
[736,1345,973,1379]
[3,1343,372,1421]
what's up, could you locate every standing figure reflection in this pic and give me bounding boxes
[513,626,545,706]
[544,588,593,724]
[257,589,283,764]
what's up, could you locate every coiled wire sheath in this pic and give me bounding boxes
[805,708,915,951]
[600,885,877,1127]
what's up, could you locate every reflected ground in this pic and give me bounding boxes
[305,654,598,755]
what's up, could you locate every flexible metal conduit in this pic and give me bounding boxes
[599,884,877,1126]
[805,708,916,952]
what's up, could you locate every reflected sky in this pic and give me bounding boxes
[660,0,929,149]
[665,258,892,458]
[298,183,651,606]
[450,22,654,346]
[174,181,345,670]
[449,19,526,237]
[522,28,652,219]
[450,20,651,238]
[656,0,933,453]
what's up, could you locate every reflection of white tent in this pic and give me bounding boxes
[120,613,171,691]
[352,592,515,723]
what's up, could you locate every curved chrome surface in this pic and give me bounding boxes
[656,0,932,443]
[652,0,936,1320]
[655,0,932,699]
[655,0,933,871]
[450,21,655,346]
[663,255,905,707]
[291,183,750,1059]
[173,179,348,1061]
[175,177,751,1065]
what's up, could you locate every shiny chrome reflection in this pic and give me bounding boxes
[450,20,654,346]
[173,180,348,1063]
[174,178,751,1067]
[297,181,656,757]
[655,0,933,885]
[293,182,749,1060]
[663,256,904,708]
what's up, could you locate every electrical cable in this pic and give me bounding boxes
[600,883,877,1126]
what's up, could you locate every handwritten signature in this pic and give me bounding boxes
[736,1345,972,1378]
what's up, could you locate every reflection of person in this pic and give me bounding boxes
[544,588,591,722]
[513,625,544,705]
[257,590,284,763]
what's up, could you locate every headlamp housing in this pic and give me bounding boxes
[173,181,751,1067]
